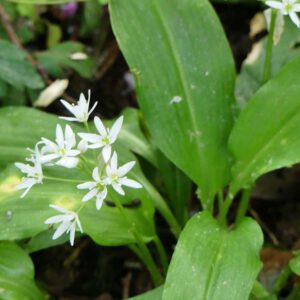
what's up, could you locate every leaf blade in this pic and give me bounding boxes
[162,212,263,300]
[109,0,236,200]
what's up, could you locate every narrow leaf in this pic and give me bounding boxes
[229,56,300,194]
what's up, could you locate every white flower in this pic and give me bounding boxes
[266,0,300,27]
[60,90,98,123]
[15,160,43,198]
[78,116,123,162]
[40,124,80,168]
[105,152,142,195]
[45,205,83,246]
[77,167,108,210]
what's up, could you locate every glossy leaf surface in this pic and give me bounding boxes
[229,56,300,193]
[109,0,236,201]
[163,212,263,300]
[0,241,45,300]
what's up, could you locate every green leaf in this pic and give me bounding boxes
[109,0,236,202]
[46,21,62,48]
[80,0,102,37]
[36,42,94,78]
[0,241,45,300]
[129,286,163,300]
[156,151,191,226]
[0,107,156,246]
[229,56,300,194]
[236,19,300,106]
[162,212,263,300]
[289,252,300,276]
[0,40,44,90]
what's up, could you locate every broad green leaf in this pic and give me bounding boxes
[0,107,155,245]
[36,42,94,78]
[0,40,44,90]
[109,0,236,202]
[163,212,263,300]
[229,56,300,194]
[129,286,163,300]
[236,19,300,106]
[0,241,45,300]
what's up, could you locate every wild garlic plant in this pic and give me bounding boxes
[15,91,142,246]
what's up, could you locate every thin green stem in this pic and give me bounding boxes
[235,187,252,225]
[271,266,292,295]
[154,235,168,275]
[218,191,235,227]
[286,282,300,300]
[262,9,277,84]
[217,190,224,213]
[44,176,82,184]
[113,198,163,286]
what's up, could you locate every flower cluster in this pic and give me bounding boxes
[266,0,300,28]
[15,90,142,246]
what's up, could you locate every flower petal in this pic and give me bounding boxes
[45,214,74,224]
[40,153,60,164]
[60,99,76,116]
[55,124,64,148]
[112,182,125,195]
[52,221,71,240]
[118,161,135,177]
[102,145,111,163]
[82,188,98,202]
[59,116,79,122]
[108,116,123,143]
[119,178,142,189]
[293,4,300,11]
[65,125,76,149]
[289,11,300,27]
[110,152,118,172]
[77,181,96,190]
[49,204,72,214]
[92,167,100,182]
[56,157,79,168]
[266,1,284,9]
[69,222,76,246]
[88,101,98,117]
[75,216,83,233]
[78,133,100,143]
[94,116,107,137]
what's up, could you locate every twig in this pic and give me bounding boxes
[250,208,279,245]
[0,5,76,103]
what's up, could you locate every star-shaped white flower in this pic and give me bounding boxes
[266,0,300,27]
[105,152,142,195]
[40,124,80,168]
[77,167,108,210]
[78,116,123,162]
[15,160,43,198]
[60,90,98,123]
[45,205,83,246]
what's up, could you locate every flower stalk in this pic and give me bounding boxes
[262,9,277,84]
